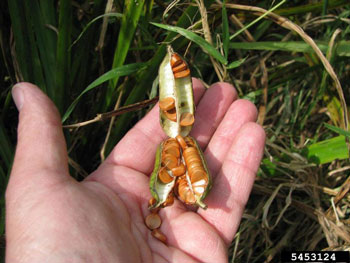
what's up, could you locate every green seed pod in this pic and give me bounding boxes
[158,46,195,138]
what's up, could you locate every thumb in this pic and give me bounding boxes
[8,83,70,195]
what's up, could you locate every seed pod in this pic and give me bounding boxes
[158,46,195,138]
[175,136,212,209]
[149,139,181,209]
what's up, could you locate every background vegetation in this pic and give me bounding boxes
[1,0,350,261]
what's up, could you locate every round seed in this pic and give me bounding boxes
[175,135,187,150]
[183,147,198,159]
[180,112,195,126]
[184,136,196,147]
[151,229,167,244]
[161,154,178,169]
[177,178,196,205]
[163,145,180,158]
[174,68,190,79]
[164,108,177,122]
[172,62,187,73]
[145,213,162,230]
[190,169,207,184]
[171,163,186,177]
[170,53,182,67]
[158,168,173,183]
[162,193,174,207]
[159,97,175,111]
[148,197,156,207]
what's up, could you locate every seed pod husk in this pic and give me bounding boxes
[158,46,194,138]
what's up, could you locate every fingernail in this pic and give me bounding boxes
[12,84,24,111]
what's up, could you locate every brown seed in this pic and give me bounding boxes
[190,169,207,184]
[171,163,186,177]
[161,154,178,169]
[170,53,182,67]
[164,108,177,122]
[165,138,177,144]
[158,168,174,184]
[145,213,162,230]
[148,197,156,207]
[176,135,187,150]
[174,68,190,79]
[162,193,174,207]
[183,147,198,159]
[187,161,203,172]
[163,145,180,158]
[172,62,187,73]
[180,112,195,126]
[184,136,196,147]
[177,178,196,204]
[151,229,167,244]
[159,97,175,111]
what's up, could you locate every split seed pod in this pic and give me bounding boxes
[175,136,212,209]
[158,46,195,138]
[149,139,179,209]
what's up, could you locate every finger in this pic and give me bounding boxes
[104,78,206,174]
[159,210,228,263]
[205,99,258,178]
[198,122,265,244]
[8,83,69,194]
[190,82,237,149]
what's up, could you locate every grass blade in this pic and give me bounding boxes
[226,57,247,69]
[303,136,349,164]
[229,0,287,41]
[324,123,350,137]
[222,0,229,60]
[55,0,72,113]
[150,22,227,65]
[106,0,145,108]
[62,63,147,123]
[70,13,122,50]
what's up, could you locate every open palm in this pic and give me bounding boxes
[6,80,265,263]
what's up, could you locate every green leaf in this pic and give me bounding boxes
[226,57,247,69]
[106,0,145,108]
[303,136,349,164]
[222,0,229,60]
[229,0,287,41]
[229,41,350,57]
[324,123,350,137]
[70,13,123,50]
[55,0,72,113]
[62,63,146,123]
[150,22,227,65]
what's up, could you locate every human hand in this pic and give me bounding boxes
[6,79,265,263]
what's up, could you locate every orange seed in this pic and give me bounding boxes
[180,112,195,126]
[145,213,162,230]
[159,97,175,111]
[151,229,167,244]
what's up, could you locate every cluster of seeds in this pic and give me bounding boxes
[146,48,211,244]
[159,97,194,126]
[171,53,190,78]
[145,135,209,243]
